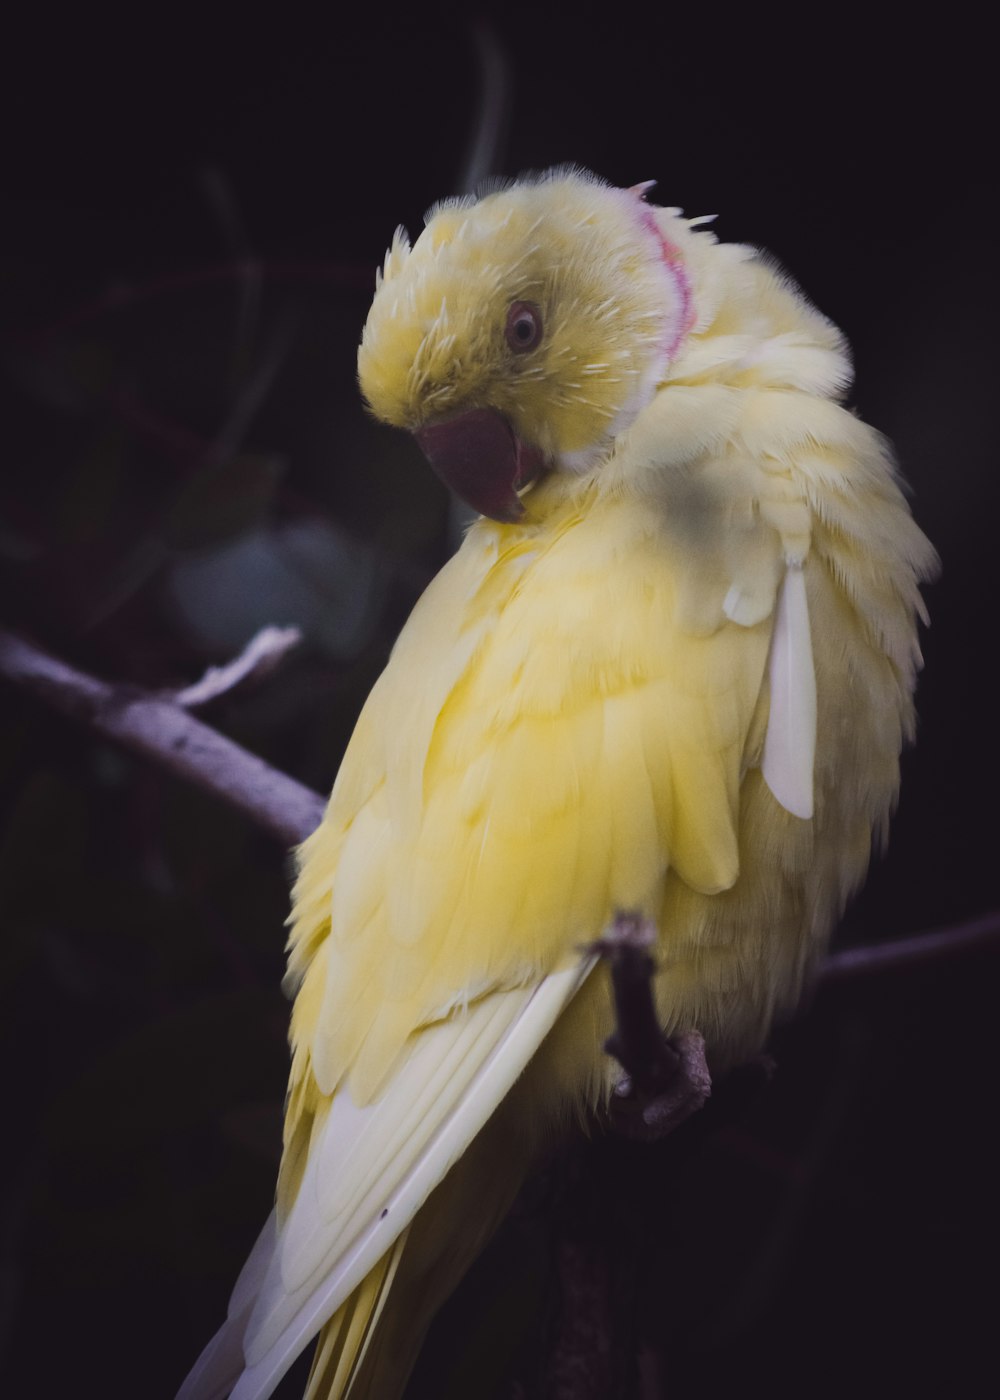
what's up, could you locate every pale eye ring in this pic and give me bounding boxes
[505,301,543,353]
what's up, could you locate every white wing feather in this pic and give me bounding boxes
[177,1214,278,1400]
[762,563,816,820]
[180,957,594,1400]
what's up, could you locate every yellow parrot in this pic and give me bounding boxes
[178,167,936,1400]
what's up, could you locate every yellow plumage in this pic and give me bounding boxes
[178,168,936,1400]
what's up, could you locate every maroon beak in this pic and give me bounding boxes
[414,408,546,523]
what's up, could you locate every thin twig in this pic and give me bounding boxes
[173,625,302,710]
[818,910,1000,982]
[457,22,511,197]
[446,22,512,554]
[0,628,325,847]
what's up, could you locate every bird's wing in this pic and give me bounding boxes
[177,1213,278,1400]
[185,370,914,1399]
[178,958,593,1400]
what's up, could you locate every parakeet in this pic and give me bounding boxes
[178,167,936,1400]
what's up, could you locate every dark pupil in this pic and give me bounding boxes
[515,316,533,341]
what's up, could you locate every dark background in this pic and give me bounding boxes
[1,10,997,1399]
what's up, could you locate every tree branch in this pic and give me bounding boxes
[2,625,997,985]
[0,627,325,847]
[818,911,1000,982]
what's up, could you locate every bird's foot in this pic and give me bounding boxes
[606,1029,711,1141]
[588,911,712,1141]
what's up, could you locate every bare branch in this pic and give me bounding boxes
[3,625,998,992]
[542,1150,618,1400]
[0,628,325,847]
[819,909,1000,983]
[173,625,302,710]
[590,903,1000,1139]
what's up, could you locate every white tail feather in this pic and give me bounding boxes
[179,958,594,1400]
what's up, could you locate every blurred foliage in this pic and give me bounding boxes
[1,11,998,1400]
[0,241,444,676]
[0,137,453,1400]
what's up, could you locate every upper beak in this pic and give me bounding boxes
[414,408,547,523]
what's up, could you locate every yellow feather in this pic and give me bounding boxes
[303,1229,409,1400]
[178,168,936,1400]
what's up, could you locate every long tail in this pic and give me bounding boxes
[178,1215,279,1400]
[304,1229,410,1399]
[303,1075,545,1400]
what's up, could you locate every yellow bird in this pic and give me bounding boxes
[179,167,936,1400]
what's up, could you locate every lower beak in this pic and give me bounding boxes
[414,408,547,523]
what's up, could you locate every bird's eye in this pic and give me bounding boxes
[505,301,543,354]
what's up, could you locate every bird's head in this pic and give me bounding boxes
[357,168,693,521]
